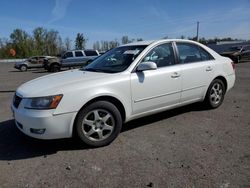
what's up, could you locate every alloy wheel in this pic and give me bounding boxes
[81,109,115,141]
[209,83,223,105]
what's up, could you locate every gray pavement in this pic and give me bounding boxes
[0,62,249,188]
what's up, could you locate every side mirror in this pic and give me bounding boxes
[137,61,157,72]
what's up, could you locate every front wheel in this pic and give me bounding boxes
[75,101,122,147]
[204,79,225,109]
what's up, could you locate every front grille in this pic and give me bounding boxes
[13,94,22,108]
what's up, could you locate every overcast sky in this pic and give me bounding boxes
[0,0,249,48]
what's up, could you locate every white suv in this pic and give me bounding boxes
[12,39,235,147]
[61,50,100,67]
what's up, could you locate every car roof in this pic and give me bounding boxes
[121,39,200,47]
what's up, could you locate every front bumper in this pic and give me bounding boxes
[14,65,21,69]
[11,105,77,139]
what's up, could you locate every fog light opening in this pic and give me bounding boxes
[30,128,46,134]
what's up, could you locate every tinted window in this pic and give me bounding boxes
[84,45,147,73]
[199,47,214,61]
[64,52,73,58]
[85,50,98,56]
[141,43,175,67]
[75,51,83,57]
[177,43,213,63]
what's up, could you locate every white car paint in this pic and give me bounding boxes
[12,39,235,139]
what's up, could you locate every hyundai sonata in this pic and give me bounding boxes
[12,39,235,147]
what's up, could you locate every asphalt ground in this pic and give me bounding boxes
[0,62,249,188]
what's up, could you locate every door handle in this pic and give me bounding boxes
[171,72,181,78]
[206,66,213,71]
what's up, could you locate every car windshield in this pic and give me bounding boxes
[82,45,147,73]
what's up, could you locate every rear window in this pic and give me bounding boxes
[75,51,83,57]
[176,43,214,63]
[84,50,98,56]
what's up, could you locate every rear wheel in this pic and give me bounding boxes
[75,101,122,147]
[20,65,27,72]
[50,64,61,72]
[204,79,225,108]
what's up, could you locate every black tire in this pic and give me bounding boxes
[75,101,122,147]
[50,64,61,72]
[20,65,27,72]
[204,79,226,109]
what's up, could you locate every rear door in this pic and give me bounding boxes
[74,51,85,66]
[175,42,215,103]
[28,57,39,68]
[37,57,45,68]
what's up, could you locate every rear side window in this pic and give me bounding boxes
[85,50,98,56]
[176,43,213,63]
[75,51,83,57]
[199,47,214,61]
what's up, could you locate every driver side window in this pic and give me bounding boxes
[141,43,175,68]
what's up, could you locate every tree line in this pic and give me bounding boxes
[0,27,87,58]
[92,36,143,52]
[0,27,245,59]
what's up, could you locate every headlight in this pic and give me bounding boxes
[24,95,63,110]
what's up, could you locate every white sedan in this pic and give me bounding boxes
[12,39,235,147]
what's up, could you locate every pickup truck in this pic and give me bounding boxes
[44,50,100,72]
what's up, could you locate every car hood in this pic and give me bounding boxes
[16,69,111,97]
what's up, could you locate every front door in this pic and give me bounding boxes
[131,43,182,114]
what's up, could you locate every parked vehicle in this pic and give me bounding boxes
[12,39,235,147]
[43,56,61,72]
[220,45,250,63]
[14,56,53,71]
[43,50,100,72]
[61,49,99,67]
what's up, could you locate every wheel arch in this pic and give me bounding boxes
[71,95,126,137]
[203,75,228,100]
[214,75,228,91]
[50,62,60,67]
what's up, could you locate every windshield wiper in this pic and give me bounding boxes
[84,68,105,72]
[83,67,117,73]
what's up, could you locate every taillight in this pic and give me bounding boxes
[231,62,235,70]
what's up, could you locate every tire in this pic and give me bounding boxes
[50,64,61,72]
[20,65,27,72]
[75,101,122,147]
[204,79,226,109]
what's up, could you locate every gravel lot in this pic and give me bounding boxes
[0,62,249,188]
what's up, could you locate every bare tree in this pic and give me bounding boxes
[64,37,72,50]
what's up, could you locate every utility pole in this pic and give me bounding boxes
[196,21,199,41]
